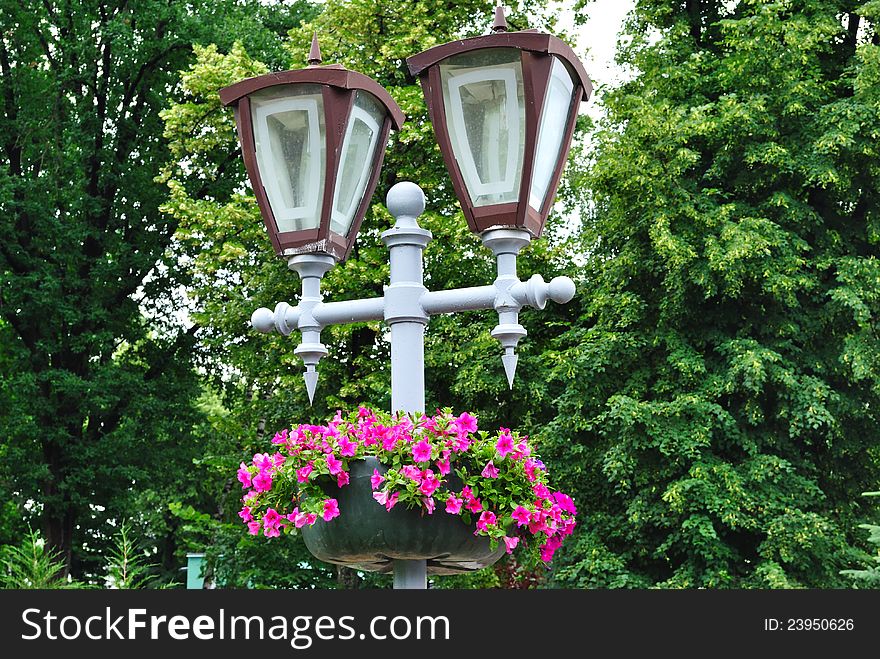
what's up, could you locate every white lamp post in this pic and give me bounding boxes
[224,9,590,589]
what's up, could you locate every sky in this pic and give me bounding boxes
[555,0,636,120]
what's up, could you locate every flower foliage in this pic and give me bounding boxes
[237,408,577,565]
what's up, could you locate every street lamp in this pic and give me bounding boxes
[229,11,589,588]
[406,5,591,384]
[406,5,592,237]
[220,36,404,401]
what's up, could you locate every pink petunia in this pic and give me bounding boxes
[445,495,463,515]
[512,505,531,527]
[436,456,451,476]
[247,520,261,535]
[373,490,390,507]
[495,431,514,458]
[466,497,483,514]
[296,462,314,483]
[322,498,340,522]
[337,471,350,487]
[264,526,281,538]
[454,412,478,434]
[384,492,399,511]
[533,483,551,500]
[481,461,499,479]
[412,439,432,463]
[325,453,343,475]
[263,508,281,529]
[252,471,273,492]
[238,506,253,523]
[370,468,385,490]
[419,470,440,496]
[337,436,358,457]
[237,463,253,489]
[253,453,272,471]
[553,491,577,515]
[503,536,519,554]
[423,497,435,515]
[476,510,497,531]
[401,465,422,481]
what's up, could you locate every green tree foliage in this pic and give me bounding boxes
[0,528,80,589]
[840,492,880,586]
[545,0,880,588]
[0,0,316,580]
[160,0,579,587]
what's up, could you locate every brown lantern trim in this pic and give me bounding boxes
[407,30,591,238]
[221,66,405,261]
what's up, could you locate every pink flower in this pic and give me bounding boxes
[247,520,261,535]
[384,492,399,511]
[540,535,563,563]
[271,429,289,445]
[445,495,463,515]
[293,511,312,528]
[325,453,343,475]
[337,436,357,457]
[253,453,272,471]
[252,471,273,492]
[271,452,286,468]
[481,461,499,479]
[423,497,435,515]
[503,536,519,554]
[264,526,280,538]
[412,439,432,463]
[512,440,531,460]
[512,505,531,527]
[322,498,340,522]
[453,412,478,434]
[466,497,483,514]
[436,456,451,476]
[337,471,350,487]
[381,432,398,452]
[263,508,281,530]
[419,470,440,496]
[237,463,253,489]
[238,506,253,523]
[373,490,399,510]
[401,465,422,481]
[451,434,471,452]
[296,462,314,483]
[553,491,577,515]
[476,510,497,531]
[533,483,551,500]
[370,468,385,490]
[524,459,539,482]
[495,431,514,458]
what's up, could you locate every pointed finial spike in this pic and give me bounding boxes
[307,32,322,66]
[304,365,318,405]
[501,351,518,389]
[492,4,508,33]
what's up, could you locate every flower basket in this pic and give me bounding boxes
[236,408,577,570]
[301,457,505,574]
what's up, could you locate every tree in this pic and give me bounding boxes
[160,0,580,587]
[544,0,880,587]
[0,0,317,578]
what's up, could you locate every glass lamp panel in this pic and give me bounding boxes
[330,91,385,236]
[439,48,525,207]
[250,84,326,233]
[529,57,576,212]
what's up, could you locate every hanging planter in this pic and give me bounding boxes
[300,457,504,574]
[236,408,578,571]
